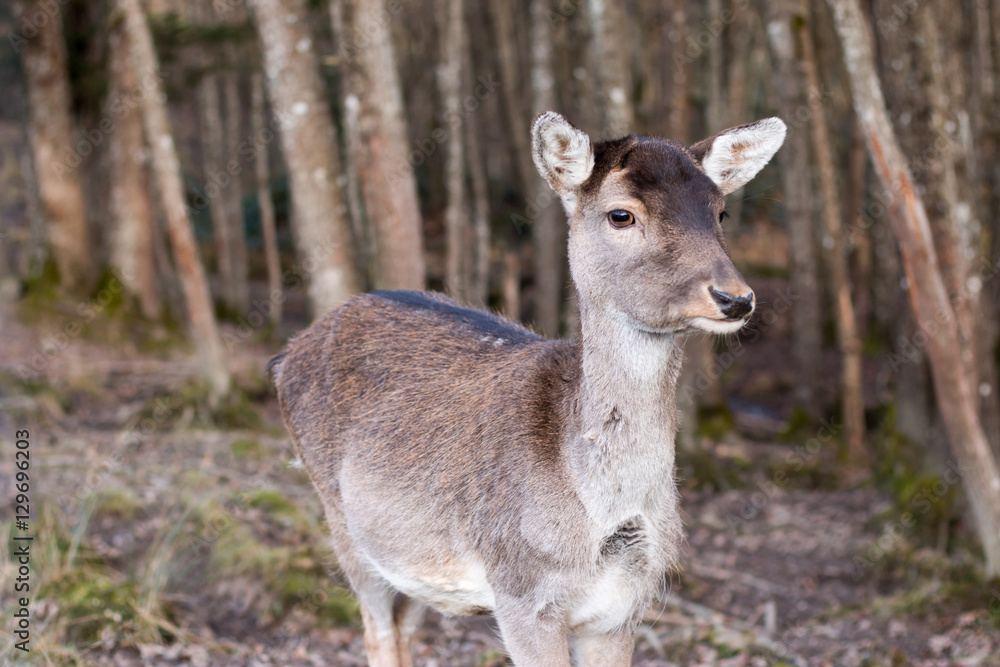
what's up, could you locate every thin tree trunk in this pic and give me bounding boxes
[706,0,725,132]
[15,0,91,290]
[462,13,490,306]
[329,0,370,277]
[222,65,249,312]
[530,0,564,336]
[251,73,282,330]
[117,0,230,398]
[797,2,865,459]
[503,247,521,322]
[723,5,756,228]
[335,0,425,291]
[107,15,160,320]
[437,0,469,300]
[489,0,533,195]
[249,0,362,315]
[669,1,690,141]
[588,0,633,138]
[828,0,1000,575]
[765,0,823,416]
[847,116,870,338]
[197,73,235,308]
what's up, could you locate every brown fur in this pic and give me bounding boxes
[270,112,784,666]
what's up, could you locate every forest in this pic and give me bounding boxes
[1,0,1000,664]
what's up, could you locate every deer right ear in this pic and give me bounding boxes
[690,118,786,195]
[532,112,594,201]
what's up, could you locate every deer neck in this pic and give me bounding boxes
[567,301,685,529]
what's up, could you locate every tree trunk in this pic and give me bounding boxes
[489,0,533,195]
[107,14,160,320]
[846,116,871,338]
[116,0,230,398]
[503,246,521,322]
[222,65,249,312]
[797,2,865,459]
[588,0,633,138]
[249,0,362,316]
[668,1,690,141]
[529,0,565,336]
[251,72,282,330]
[15,0,91,290]
[197,73,235,309]
[329,0,371,280]
[335,0,425,291]
[828,0,1000,576]
[437,0,469,300]
[462,11,491,306]
[765,0,823,416]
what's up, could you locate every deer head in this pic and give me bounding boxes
[532,112,786,336]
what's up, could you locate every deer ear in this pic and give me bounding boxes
[532,111,594,200]
[690,118,786,195]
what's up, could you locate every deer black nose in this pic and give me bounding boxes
[709,287,754,319]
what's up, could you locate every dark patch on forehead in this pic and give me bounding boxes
[580,135,722,208]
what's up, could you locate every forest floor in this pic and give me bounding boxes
[1,286,999,667]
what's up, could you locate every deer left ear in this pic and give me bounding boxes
[690,118,787,195]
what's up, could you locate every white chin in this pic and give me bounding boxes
[689,316,747,335]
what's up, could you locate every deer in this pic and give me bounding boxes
[269,111,785,666]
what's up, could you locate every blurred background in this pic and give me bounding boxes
[1,0,1000,664]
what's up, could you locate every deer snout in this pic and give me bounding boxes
[709,286,755,320]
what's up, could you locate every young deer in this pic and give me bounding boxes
[270,112,785,666]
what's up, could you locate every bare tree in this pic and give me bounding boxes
[116,0,230,398]
[529,0,565,336]
[107,13,160,320]
[828,0,1000,575]
[798,1,865,458]
[251,73,282,330]
[489,0,533,194]
[335,0,425,291]
[668,1,690,141]
[765,0,823,415]
[222,57,249,312]
[15,0,91,289]
[436,0,470,300]
[197,72,235,308]
[249,0,362,315]
[463,3,491,305]
[588,0,633,137]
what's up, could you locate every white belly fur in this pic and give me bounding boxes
[366,554,497,616]
[568,564,647,633]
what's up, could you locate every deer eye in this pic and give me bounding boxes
[719,211,729,224]
[608,209,635,228]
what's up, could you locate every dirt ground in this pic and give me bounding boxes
[1,287,999,666]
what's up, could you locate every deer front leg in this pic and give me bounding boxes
[493,596,571,667]
[572,631,635,666]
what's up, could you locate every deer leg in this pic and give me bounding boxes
[571,631,635,667]
[493,598,571,667]
[321,500,402,667]
[393,594,425,667]
[356,594,400,667]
